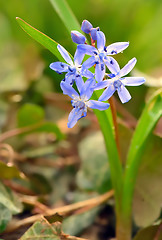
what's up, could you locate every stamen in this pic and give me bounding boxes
[68,66,73,72]
[101,64,104,71]
[111,50,117,54]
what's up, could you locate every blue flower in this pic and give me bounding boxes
[94,58,145,103]
[50,44,93,86]
[60,78,109,128]
[81,20,100,40]
[71,31,86,44]
[77,31,129,82]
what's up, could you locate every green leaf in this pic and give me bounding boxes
[37,122,64,140]
[0,181,23,214]
[77,131,112,193]
[122,89,162,220]
[62,192,99,236]
[63,207,99,236]
[0,161,23,179]
[17,104,63,140]
[16,17,64,62]
[20,218,61,240]
[20,217,81,240]
[133,223,162,240]
[17,103,44,128]
[133,134,162,227]
[49,0,81,34]
[0,203,12,233]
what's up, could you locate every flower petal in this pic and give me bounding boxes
[90,28,97,40]
[81,68,94,78]
[106,42,129,55]
[97,31,106,51]
[74,48,85,66]
[119,58,137,77]
[82,56,96,69]
[80,78,95,99]
[71,31,86,44]
[65,73,74,85]
[75,75,84,93]
[104,56,120,75]
[117,85,131,103]
[95,62,105,82]
[99,84,115,101]
[94,80,109,90]
[81,20,93,34]
[122,77,145,86]
[57,44,73,65]
[67,108,84,128]
[77,44,96,56]
[60,81,79,98]
[87,100,110,110]
[50,62,68,73]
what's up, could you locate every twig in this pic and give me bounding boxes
[0,122,44,142]
[20,195,51,213]
[6,190,114,232]
[32,156,80,168]
[3,180,34,195]
[65,236,88,240]
[0,143,15,166]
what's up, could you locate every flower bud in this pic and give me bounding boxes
[81,20,93,34]
[90,27,100,40]
[71,31,86,44]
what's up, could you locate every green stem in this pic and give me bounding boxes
[116,214,132,240]
[109,96,121,160]
[93,91,123,213]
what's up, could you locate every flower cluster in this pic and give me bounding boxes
[50,20,145,128]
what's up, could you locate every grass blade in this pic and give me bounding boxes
[122,89,162,218]
[49,0,81,33]
[16,17,64,62]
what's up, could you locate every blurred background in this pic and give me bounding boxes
[0,0,162,239]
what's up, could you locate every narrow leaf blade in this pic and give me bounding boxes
[16,17,64,62]
[49,0,81,33]
[122,89,162,218]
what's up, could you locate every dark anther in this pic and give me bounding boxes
[104,46,107,52]
[101,64,104,71]
[96,27,100,31]
[111,50,117,54]
[94,51,98,55]
[76,74,80,77]
[110,60,113,65]
[71,79,75,85]
[95,61,99,64]
[62,78,65,82]
[68,67,73,72]
[60,63,64,68]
